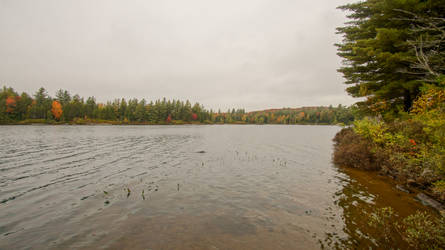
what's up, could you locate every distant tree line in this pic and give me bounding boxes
[231,106,355,125]
[0,86,356,125]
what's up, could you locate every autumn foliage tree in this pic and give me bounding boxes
[51,100,63,120]
[5,96,16,113]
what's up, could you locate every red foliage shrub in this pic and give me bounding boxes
[387,120,427,145]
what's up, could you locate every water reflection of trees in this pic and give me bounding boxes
[321,168,429,249]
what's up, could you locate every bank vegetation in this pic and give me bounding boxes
[334,0,444,247]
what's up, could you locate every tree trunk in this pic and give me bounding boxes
[403,90,412,112]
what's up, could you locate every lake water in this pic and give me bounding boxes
[0,125,434,249]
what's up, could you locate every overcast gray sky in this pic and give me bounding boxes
[0,0,356,111]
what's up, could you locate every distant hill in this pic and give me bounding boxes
[214,106,355,125]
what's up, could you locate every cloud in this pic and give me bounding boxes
[0,0,357,111]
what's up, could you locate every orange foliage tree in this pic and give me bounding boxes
[51,100,63,120]
[5,96,16,113]
[298,112,305,120]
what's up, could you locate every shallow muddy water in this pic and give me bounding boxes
[0,125,435,249]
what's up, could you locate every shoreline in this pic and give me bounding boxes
[0,120,343,126]
[340,166,445,216]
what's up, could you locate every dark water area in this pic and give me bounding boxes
[0,125,435,249]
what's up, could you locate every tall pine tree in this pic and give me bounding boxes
[336,0,445,116]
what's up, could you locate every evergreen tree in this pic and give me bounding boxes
[135,99,146,122]
[336,0,445,115]
[29,87,51,119]
[55,89,71,105]
[85,97,97,119]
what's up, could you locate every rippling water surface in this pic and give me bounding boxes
[0,125,433,249]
